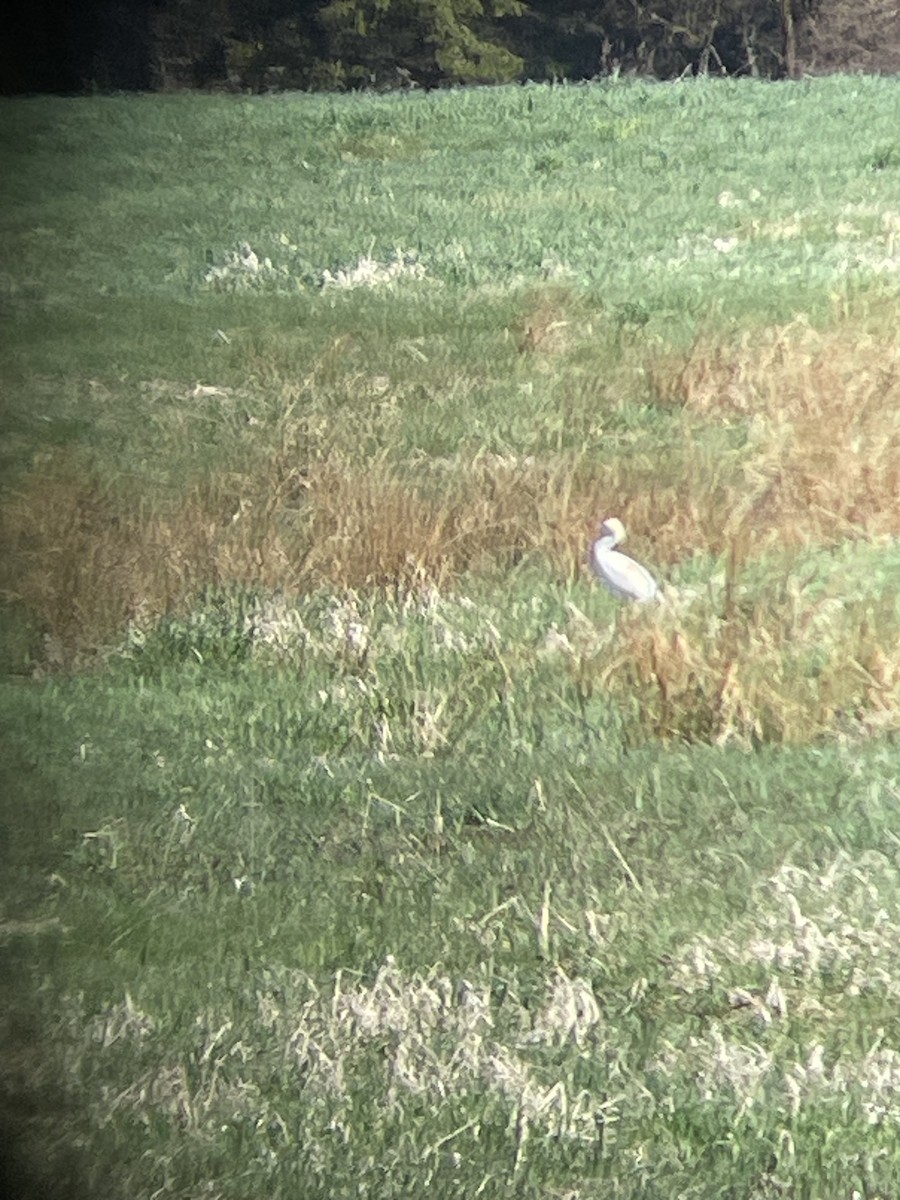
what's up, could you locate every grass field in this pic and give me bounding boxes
[2,75,900,1198]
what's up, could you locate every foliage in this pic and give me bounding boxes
[317,0,526,87]
[521,0,793,78]
[9,0,900,94]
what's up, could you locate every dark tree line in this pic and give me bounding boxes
[2,0,898,95]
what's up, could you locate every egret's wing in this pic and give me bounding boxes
[592,547,658,602]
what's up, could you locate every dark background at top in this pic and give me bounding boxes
[3,0,158,93]
[1,1,899,97]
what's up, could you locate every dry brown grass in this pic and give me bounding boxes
[3,309,899,666]
[572,305,900,745]
[0,447,601,653]
[514,286,577,356]
[570,585,900,745]
[650,312,900,551]
[301,451,569,587]
[0,456,269,652]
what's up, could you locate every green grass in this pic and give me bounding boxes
[3,657,900,1197]
[2,76,900,1198]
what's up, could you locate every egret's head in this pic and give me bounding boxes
[600,517,626,545]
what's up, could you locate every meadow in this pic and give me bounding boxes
[1,75,900,1198]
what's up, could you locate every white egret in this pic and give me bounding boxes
[590,517,659,602]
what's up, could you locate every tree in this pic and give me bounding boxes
[314,0,526,87]
[796,0,900,74]
[518,0,817,79]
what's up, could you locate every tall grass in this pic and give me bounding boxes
[4,302,898,748]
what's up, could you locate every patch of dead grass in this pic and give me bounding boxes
[514,286,578,356]
[650,312,900,549]
[0,448,598,655]
[3,308,899,672]
[570,586,900,745]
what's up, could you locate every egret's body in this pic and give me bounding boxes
[590,517,658,603]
